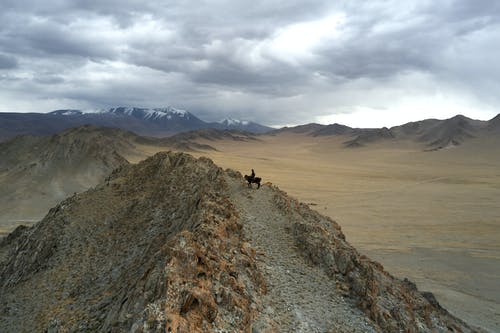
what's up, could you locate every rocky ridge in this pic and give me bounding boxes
[0,152,480,332]
[0,152,266,332]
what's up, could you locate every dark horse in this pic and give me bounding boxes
[244,174,261,189]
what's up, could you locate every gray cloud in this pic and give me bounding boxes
[0,54,18,69]
[0,0,499,126]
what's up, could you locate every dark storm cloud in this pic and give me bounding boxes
[0,0,499,125]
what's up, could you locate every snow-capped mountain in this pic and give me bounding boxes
[49,109,83,116]
[217,117,273,134]
[51,106,194,121]
[0,107,272,140]
[103,107,191,121]
[220,118,250,126]
[46,106,207,136]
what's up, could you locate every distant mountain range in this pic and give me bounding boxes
[0,106,273,141]
[275,114,500,150]
[1,108,499,150]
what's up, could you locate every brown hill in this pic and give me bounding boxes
[0,125,217,235]
[487,113,500,132]
[166,128,259,143]
[310,123,354,137]
[0,152,479,332]
[0,125,131,234]
[343,127,395,148]
[271,114,496,150]
[271,123,326,135]
[393,115,485,149]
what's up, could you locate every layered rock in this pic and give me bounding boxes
[0,152,265,332]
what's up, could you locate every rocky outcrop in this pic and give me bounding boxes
[270,186,478,332]
[0,152,265,332]
[0,152,479,332]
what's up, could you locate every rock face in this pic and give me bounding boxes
[0,152,479,332]
[0,152,265,332]
[269,187,477,332]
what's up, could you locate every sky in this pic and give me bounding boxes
[1,0,499,128]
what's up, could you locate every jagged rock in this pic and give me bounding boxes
[269,185,479,332]
[0,152,480,332]
[0,152,265,332]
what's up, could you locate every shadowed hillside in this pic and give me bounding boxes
[0,125,219,235]
[487,114,500,132]
[0,126,131,234]
[343,127,395,148]
[391,115,485,149]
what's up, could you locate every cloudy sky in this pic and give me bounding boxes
[1,0,499,127]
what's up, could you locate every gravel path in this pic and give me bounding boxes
[227,177,378,333]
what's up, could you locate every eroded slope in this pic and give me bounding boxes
[0,152,265,332]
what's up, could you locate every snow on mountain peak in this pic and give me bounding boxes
[149,107,189,119]
[106,107,189,119]
[58,106,191,120]
[220,118,250,126]
[49,109,83,116]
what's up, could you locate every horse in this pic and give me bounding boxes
[244,174,261,189]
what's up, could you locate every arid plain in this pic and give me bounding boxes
[128,132,500,332]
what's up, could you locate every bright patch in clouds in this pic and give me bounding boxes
[268,13,345,63]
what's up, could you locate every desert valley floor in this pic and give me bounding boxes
[125,133,500,332]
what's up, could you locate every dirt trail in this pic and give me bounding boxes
[226,176,378,333]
